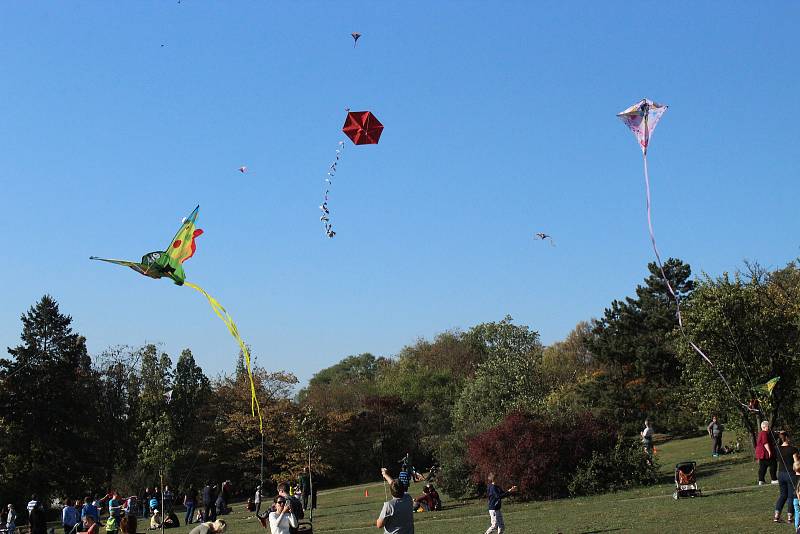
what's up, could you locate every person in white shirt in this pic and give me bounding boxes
[641,419,654,456]
[267,497,297,534]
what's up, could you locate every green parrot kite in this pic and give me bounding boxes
[90,206,203,285]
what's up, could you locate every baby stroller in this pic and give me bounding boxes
[673,461,701,499]
[297,521,313,533]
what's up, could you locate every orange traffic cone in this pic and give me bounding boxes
[364,489,369,497]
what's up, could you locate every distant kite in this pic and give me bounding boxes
[351,32,361,47]
[238,166,248,173]
[319,110,384,238]
[90,206,264,431]
[534,233,555,246]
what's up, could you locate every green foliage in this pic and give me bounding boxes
[0,295,102,504]
[569,437,659,496]
[676,262,800,445]
[452,317,544,435]
[435,432,477,499]
[582,259,692,432]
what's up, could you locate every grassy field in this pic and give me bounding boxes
[182,435,794,533]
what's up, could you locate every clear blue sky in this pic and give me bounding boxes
[1,2,798,386]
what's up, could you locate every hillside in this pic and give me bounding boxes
[199,435,789,533]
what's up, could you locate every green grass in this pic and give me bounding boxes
[180,436,796,533]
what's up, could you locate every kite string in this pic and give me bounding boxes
[320,141,345,238]
[184,281,264,432]
[642,154,748,410]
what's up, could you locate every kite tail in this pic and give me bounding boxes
[642,155,748,410]
[320,140,345,238]
[184,281,264,432]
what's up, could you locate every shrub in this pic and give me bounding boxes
[436,433,478,499]
[568,436,659,496]
[467,411,617,500]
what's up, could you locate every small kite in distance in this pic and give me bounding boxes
[351,32,361,47]
[238,166,248,173]
[534,232,555,246]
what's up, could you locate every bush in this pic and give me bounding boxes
[467,411,617,500]
[568,437,659,496]
[436,433,478,499]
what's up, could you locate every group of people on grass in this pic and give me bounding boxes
[374,463,517,534]
[755,421,800,529]
[1,483,235,534]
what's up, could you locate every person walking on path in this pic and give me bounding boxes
[707,416,724,457]
[756,420,778,485]
[376,467,414,534]
[774,431,800,523]
[484,473,518,534]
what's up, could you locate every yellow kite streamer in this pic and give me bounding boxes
[185,281,263,432]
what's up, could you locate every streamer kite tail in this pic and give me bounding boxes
[184,281,263,431]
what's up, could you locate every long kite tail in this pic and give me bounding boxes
[184,281,264,432]
[642,154,748,409]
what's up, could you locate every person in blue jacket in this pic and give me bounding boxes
[484,473,518,534]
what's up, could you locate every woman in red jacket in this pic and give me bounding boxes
[757,420,778,485]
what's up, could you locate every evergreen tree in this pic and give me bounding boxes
[581,259,694,432]
[0,295,103,501]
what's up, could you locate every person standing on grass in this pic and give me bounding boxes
[265,497,297,534]
[62,499,79,534]
[185,486,198,525]
[757,420,778,485]
[300,468,311,510]
[377,468,414,534]
[276,483,303,534]
[774,431,800,523]
[202,483,216,522]
[708,415,724,457]
[28,501,47,534]
[6,504,17,534]
[792,459,800,530]
[484,472,518,534]
[253,485,262,518]
[641,420,654,457]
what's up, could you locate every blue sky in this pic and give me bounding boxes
[1,2,798,386]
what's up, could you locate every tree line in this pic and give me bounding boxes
[2,257,799,509]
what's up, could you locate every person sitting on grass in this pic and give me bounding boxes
[163,511,180,529]
[377,467,414,534]
[484,472,518,534]
[412,484,441,513]
[188,519,226,534]
[149,509,162,530]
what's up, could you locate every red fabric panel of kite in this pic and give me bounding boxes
[342,111,384,145]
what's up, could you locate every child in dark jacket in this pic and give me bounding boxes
[484,473,518,534]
